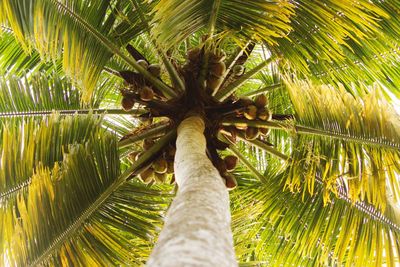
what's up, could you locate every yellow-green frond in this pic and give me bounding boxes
[285,79,400,211]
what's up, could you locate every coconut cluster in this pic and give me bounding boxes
[213,155,239,190]
[185,47,245,96]
[118,42,271,190]
[225,94,272,141]
[206,49,226,95]
[129,140,176,185]
[120,59,162,111]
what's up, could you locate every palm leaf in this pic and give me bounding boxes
[272,1,396,69]
[150,0,294,49]
[0,30,57,76]
[0,73,81,114]
[0,0,138,103]
[0,114,103,199]
[284,79,400,211]
[0,70,140,120]
[231,165,400,266]
[0,113,173,266]
[305,2,400,98]
[1,131,172,266]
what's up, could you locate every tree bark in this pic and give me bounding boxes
[147,115,237,267]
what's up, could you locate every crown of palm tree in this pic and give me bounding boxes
[0,0,399,266]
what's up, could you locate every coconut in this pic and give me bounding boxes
[154,172,167,183]
[225,174,237,190]
[139,86,154,101]
[224,155,238,171]
[210,61,226,77]
[235,124,247,131]
[142,139,154,150]
[254,94,268,108]
[153,158,168,174]
[245,127,259,140]
[147,64,161,77]
[121,96,135,111]
[232,65,245,76]
[259,127,271,136]
[214,158,227,174]
[244,105,257,120]
[257,107,272,121]
[236,97,254,108]
[137,59,149,69]
[128,151,140,162]
[139,168,154,184]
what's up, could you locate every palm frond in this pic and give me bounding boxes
[0,114,103,199]
[284,79,400,211]
[0,72,81,114]
[231,165,400,266]
[0,0,141,102]
[308,43,400,99]
[1,129,172,266]
[0,112,173,266]
[256,138,400,229]
[0,31,57,76]
[304,1,400,98]
[273,1,398,71]
[150,0,294,49]
[0,69,136,120]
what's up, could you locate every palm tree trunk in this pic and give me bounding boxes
[147,115,237,267]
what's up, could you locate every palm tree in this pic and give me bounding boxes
[0,0,400,266]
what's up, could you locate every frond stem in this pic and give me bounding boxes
[118,123,170,149]
[295,125,400,150]
[0,109,145,118]
[221,119,400,150]
[225,142,266,183]
[0,178,31,200]
[208,0,222,36]
[241,83,283,98]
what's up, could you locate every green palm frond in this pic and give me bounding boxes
[304,2,400,98]
[284,79,400,210]
[308,42,400,99]
[273,1,399,74]
[0,114,103,199]
[0,31,58,76]
[231,166,400,267]
[0,113,172,266]
[0,70,134,119]
[150,0,294,49]
[0,0,138,103]
[1,133,171,266]
[0,73,81,114]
